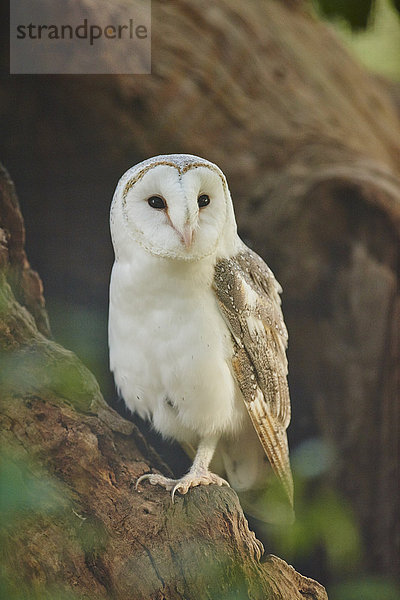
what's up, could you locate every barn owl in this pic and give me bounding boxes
[108,154,293,516]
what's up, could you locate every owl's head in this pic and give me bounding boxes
[110,154,237,261]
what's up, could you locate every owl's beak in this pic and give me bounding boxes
[181,224,194,248]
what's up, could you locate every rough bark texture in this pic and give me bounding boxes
[1,0,399,586]
[0,167,326,600]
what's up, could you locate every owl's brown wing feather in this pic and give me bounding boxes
[213,245,293,506]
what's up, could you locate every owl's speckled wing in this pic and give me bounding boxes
[213,245,293,505]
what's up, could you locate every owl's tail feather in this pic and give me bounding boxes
[245,391,294,508]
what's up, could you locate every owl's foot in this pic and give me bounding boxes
[136,469,229,503]
[170,469,229,503]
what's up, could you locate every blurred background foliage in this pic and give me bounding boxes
[262,438,400,599]
[0,444,110,600]
[0,448,79,600]
[313,0,400,79]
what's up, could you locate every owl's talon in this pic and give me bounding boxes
[171,484,180,504]
[136,473,150,490]
[135,473,176,491]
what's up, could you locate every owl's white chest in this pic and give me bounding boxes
[108,249,245,444]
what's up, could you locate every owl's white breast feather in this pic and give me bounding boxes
[109,243,246,446]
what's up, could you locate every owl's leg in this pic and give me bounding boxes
[136,435,229,501]
[170,435,229,501]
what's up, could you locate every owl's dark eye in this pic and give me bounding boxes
[198,194,210,208]
[148,195,166,209]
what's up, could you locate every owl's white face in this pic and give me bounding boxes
[113,157,234,261]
